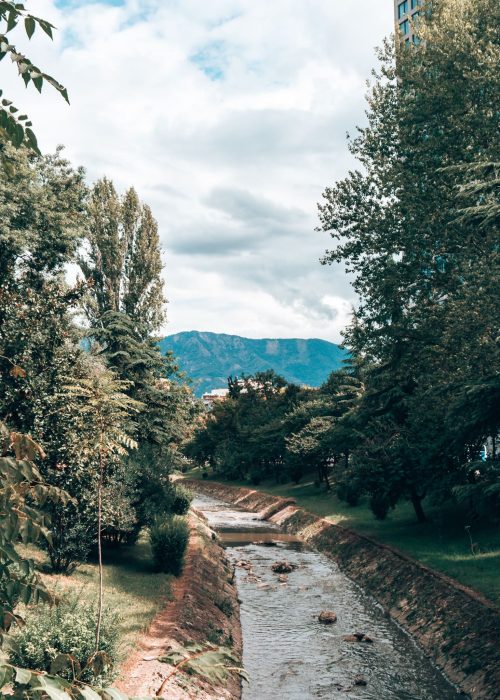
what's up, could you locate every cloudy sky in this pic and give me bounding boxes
[5,0,393,342]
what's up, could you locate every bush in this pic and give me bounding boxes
[43,505,94,575]
[336,472,363,507]
[150,515,189,575]
[169,484,193,515]
[215,597,233,617]
[10,594,120,685]
[369,491,391,520]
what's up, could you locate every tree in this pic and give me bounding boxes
[317,0,500,521]
[0,1,69,153]
[89,310,198,530]
[80,178,165,337]
[62,365,141,651]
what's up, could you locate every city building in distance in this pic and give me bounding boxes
[394,0,424,44]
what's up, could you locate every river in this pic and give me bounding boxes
[193,493,464,700]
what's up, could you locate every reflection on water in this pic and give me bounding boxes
[194,494,463,700]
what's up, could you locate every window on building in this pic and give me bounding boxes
[399,19,410,35]
[398,1,409,18]
[412,34,421,45]
[411,0,422,8]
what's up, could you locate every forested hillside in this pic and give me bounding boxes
[160,331,347,395]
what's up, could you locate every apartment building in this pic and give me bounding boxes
[394,0,424,44]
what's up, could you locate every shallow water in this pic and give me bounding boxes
[193,494,463,700]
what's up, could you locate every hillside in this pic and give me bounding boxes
[159,331,347,396]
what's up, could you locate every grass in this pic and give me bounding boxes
[188,470,500,606]
[22,533,173,656]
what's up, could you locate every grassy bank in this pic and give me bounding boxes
[187,471,500,606]
[23,533,173,657]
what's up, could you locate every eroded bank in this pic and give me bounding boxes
[185,479,500,700]
[117,511,242,699]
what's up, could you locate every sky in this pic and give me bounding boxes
[5,0,393,342]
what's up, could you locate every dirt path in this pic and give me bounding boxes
[116,513,242,699]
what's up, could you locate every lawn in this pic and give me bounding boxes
[187,470,500,606]
[22,533,173,656]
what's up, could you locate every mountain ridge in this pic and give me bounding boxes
[159,330,347,396]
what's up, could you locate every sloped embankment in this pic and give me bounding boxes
[117,511,242,699]
[184,479,500,700]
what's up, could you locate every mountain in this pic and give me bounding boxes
[159,331,347,396]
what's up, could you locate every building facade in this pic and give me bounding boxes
[394,0,424,44]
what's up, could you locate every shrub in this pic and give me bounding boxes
[169,484,193,516]
[43,505,94,575]
[150,515,189,575]
[10,594,120,685]
[336,474,363,507]
[202,471,208,479]
[369,491,391,520]
[215,597,233,617]
[249,471,261,486]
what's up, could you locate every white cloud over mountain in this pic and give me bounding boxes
[4,0,393,341]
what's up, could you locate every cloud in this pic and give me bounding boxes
[4,0,393,342]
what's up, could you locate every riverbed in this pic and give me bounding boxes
[193,493,463,700]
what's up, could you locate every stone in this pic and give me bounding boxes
[278,574,288,583]
[256,540,278,547]
[271,560,296,574]
[343,632,373,643]
[236,560,252,570]
[318,610,337,624]
[354,675,367,687]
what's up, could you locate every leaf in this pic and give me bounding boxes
[24,15,35,38]
[6,10,17,32]
[9,364,26,378]
[14,666,32,684]
[38,19,54,39]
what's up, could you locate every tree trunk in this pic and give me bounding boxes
[95,438,105,653]
[323,463,331,491]
[410,489,427,523]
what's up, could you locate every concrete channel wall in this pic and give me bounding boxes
[185,479,500,700]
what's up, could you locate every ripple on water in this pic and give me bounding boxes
[193,495,463,700]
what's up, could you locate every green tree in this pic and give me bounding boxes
[62,366,141,651]
[80,178,165,337]
[317,0,499,520]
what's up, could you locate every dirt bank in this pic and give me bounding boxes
[185,479,500,700]
[117,511,242,699]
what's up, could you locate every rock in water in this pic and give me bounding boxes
[318,610,337,624]
[271,560,296,574]
[343,632,373,643]
[354,674,367,686]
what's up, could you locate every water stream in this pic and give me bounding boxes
[193,493,463,700]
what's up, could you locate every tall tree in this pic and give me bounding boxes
[317,0,499,520]
[80,178,165,337]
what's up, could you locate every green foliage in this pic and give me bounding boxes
[315,0,500,522]
[452,460,500,520]
[0,425,66,638]
[79,180,165,337]
[0,2,69,153]
[43,505,94,575]
[158,641,248,693]
[10,594,120,685]
[168,484,193,516]
[149,516,189,576]
[214,597,233,618]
